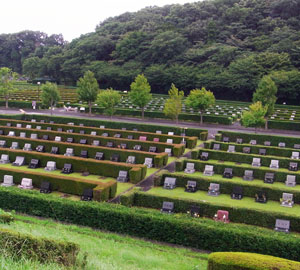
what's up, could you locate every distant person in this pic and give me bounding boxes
[32,101,36,110]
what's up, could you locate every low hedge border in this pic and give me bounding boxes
[176,159,300,184]
[129,190,300,233]
[0,148,146,183]
[218,131,300,148]
[207,252,300,270]
[0,135,168,168]
[268,120,300,132]
[0,227,79,266]
[0,167,116,201]
[155,171,300,203]
[204,140,299,158]
[0,118,197,149]
[1,187,300,261]
[0,125,184,157]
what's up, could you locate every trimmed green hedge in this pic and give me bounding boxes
[268,120,300,132]
[0,227,79,266]
[207,252,300,270]
[1,187,300,261]
[176,159,300,184]
[0,134,168,168]
[0,148,146,183]
[0,125,184,157]
[218,131,300,148]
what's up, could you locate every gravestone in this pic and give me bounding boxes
[95,152,104,160]
[66,137,74,143]
[200,152,209,161]
[20,132,26,138]
[92,140,100,146]
[54,136,61,142]
[264,141,271,146]
[117,171,128,182]
[281,193,294,207]
[42,135,49,140]
[208,183,220,196]
[80,150,88,158]
[45,161,56,171]
[106,142,114,148]
[203,165,214,176]
[90,131,97,136]
[80,139,87,144]
[64,148,74,156]
[0,154,9,164]
[275,219,290,233]
[213,144,220,150]
[231,186,243,200]
[278,142,286,148]
[144,158,153,168]
[133,145,142,151]
[0,140,6,148]
[289,162,298,171]
[50,146,59,154]
[160,201,174,214]
[291,152,299,159]
[111,154,120,162]
[227,145,235,153]
[255,190,267,203]
[31,133,38,139]
[23,143,32,151]
[40,181,52,193]
[166,139,173,144]
[10,142,19,149]
[250,140,256,145]
[223,168,233,178]
[61,163,73,174]
[184,163,195,174]
[36,145,44,152]
[285,175,296,187]
[165,148,172,156]
[8,131,15,136]
[81,189,93,201]
[18,178,33,189]
[1,175,14,187]
[264,172,275,184]
[126,156,136,164]
[163,177,176,190]
[270,160,279,169]
[252,158,261,167]
[185,181,197,193]
[28,159,39,169]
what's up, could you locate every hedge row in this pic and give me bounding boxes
[0,125,184,157]
[0,167,116,201]
[217,131,300,148]
[1,187,300,261]
[0,227,79,266]
[128,190,300,233]
[0,100,42,109]
[155,171,300,203]
[204,140,299,158]
[193,149,300,170]
[207,252,300,270]
[0,135,168,168]
[0,148,146,184]
[176,159,300,184]
[268,120,300,131]
[0,118,198,149]
[19,114,208,139]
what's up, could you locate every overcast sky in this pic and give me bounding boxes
[0,0,199,41]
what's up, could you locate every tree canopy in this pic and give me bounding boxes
[40,82,60,115]
[96,88,121,118]
[0,67,18,108]
[241,101,267,132]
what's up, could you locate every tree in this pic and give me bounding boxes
[185,87,215,125]
[0,67,18,109]
[41,82,60,115]
[22,57,41,80]
[96,88,121,119]
[253,75,278,129]
[77,71,99,116]
[163,84,184,124]
[241,102,267,133]
[129,74,152,119]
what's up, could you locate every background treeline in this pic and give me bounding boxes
[0,0,300,103]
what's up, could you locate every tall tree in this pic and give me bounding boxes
[241,101,267,133]
[163,83,184,124]
[22,57,42,80]
[0,67,18,109]
[96,88,121,119]
[41,82,60,115]
[129,74,152,119]
[77,71,99,116]
[253,75,278,129]
[185,87,215,125]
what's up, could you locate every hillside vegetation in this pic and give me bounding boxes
[0,0,300,102]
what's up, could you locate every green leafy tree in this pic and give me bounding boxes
[0,67,18,109]
[185,87,215,125]
[41,82,60,115]
[77,71,99,116]
[241,101,267,133]
[253,75,278,129]
[163,84,184,124]
[22,57,41,80]
[129,74,152,119]
[96,88,121,119]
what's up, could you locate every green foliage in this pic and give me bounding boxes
[41,82,60,114]
[0,67,18,108]
[96,88,121,117]
[253,75,278,117]
[129,74,152,118]
[241,102,266,131]
[163,84,184,123]
[77,70,99,115]
[0,209,14,224]
[22,57,42,80]
[207,252,300,270]
[185,87,215,124]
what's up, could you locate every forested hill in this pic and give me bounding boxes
[1,0,300,102]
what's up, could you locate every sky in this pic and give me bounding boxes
[0,0,199,42]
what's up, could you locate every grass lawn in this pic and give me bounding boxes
[0,163,133,198]
[0,214,208,270]
[146,187,300,217]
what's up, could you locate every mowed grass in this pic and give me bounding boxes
[146,187,300,216]
[0,214,208,270]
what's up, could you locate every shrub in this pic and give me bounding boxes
[0,208,14,224]
[207,252,300,270]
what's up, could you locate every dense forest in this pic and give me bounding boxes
[0,0,300,103]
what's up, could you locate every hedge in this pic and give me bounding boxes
[20,114,207,139]
[0,148,146,183]
[0,118,197,149]
[205,140,299,158]
[0,134,168,168]
[0,227,79,266]
[0,125,184,157]
[268,120,300,132]
[218,131,300,148]
[176,159,300,185]
[195,149,300,170]
[128,190,300,233]
[0,167,116,201]
[207,252,300,270]
[155,171,300,203]
[1,187,300,261]
[0,100,42,109]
